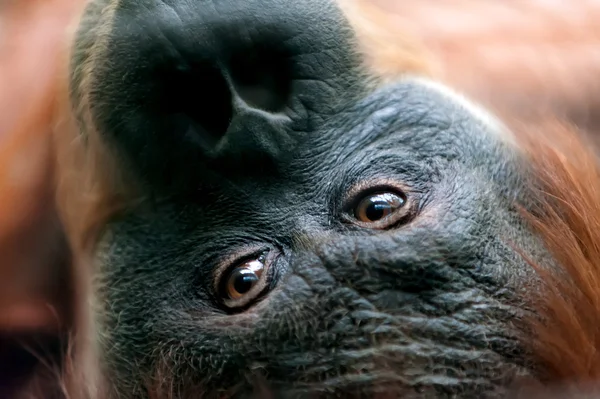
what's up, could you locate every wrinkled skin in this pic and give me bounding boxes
[71,0,550,397]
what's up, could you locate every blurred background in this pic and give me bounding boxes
[1,0,600,395]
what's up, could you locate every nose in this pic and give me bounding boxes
[75,0,369,186]
[163,0,367,163]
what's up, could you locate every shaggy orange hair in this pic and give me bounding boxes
[511,118,600,396]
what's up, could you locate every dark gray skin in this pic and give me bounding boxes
[71,0,549,397]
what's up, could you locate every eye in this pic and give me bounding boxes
[217,253,272,310]
[346,187,411,229]
[354,192,406,223]
[225,259,264,300]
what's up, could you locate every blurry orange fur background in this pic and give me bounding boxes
[2,0,600,395]
[0,0,82,335]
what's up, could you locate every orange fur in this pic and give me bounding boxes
[0,0,71,335]
[511,118,600,393]
[0,1,94,398]
[360,0,600,135]
[4,1,600,398]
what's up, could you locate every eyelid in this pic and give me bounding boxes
[212,246,270,292]
[342,179,412,211]
[214,245,266,274]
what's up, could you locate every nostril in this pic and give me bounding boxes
[228,46,292,113]
[162,61,234,147]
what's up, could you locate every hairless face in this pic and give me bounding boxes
[69,0,552,397]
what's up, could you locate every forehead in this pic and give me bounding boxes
[308,77,514,160]
[265,77,520,191]
[169,78,523,225]
[165,77,522,200]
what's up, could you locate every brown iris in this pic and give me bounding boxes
[354,192,406,223]
[216,250,276,311]
[224,259,265,300]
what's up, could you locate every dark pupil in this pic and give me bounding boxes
[233,271,259,294]
[365,200,391,221]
